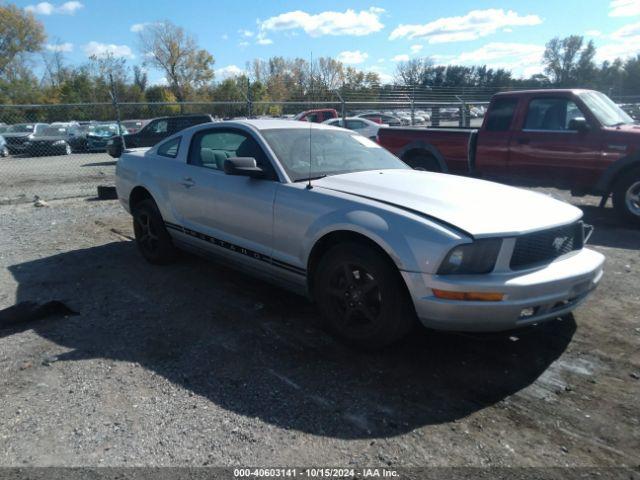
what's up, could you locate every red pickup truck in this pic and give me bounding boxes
[378,89,640,224]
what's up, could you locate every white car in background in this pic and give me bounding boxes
[322,117,387,140]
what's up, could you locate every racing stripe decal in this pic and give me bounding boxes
[164,221,306,276]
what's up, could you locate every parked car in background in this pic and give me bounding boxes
[24,125,77,156]
[294,108,338,123]
[0,123,8,134]
[322,117,387,139]
[0,135,8,157]
[356,112,403,127]
[115,119,604,349]
[86,123,126,152]
[121,119,150,134]
[108,114,214,157]
[378,88,640,224]
[3,123,49,154]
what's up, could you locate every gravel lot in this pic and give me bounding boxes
[0,152,115,204]
[0,188,638,469]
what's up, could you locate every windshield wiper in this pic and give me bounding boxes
[295,174,327,182]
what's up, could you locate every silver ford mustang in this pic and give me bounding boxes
[115,120,604,349]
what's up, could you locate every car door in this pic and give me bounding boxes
[508,96,602,188]
[136,118,170,147]
[169,127,279,262]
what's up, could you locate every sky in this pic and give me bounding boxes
[12,0,640,84]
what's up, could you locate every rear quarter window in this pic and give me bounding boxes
[157,137,181,158]
[485,98,518,131]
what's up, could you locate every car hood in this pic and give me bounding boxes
[314,169,582,237]
[31,136,66,142]
[3,132,33,138]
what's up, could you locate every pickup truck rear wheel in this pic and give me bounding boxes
[314,243,415,349]
[404,152,441,172]
[612,167,640,225]
[132,199,177,264]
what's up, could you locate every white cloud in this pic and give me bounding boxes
[447,42,545,77]
[45,42,73,52]
[239,29,254,38]
[25,1,83,15]
[130,22,155,33]
[611,21,640,39]
[609,0,640,17]
[216,65,245,80]
[337,50,369,64]
[222,34,229,40]
[83,41,135,59]
[256,37,273,45]
[238,41,250,48]
[365,65,393,84]
[389,9,542,43]
[410,44,423,54]
[259,7,384,37]
[586,29,603,37]
[392,54,410,62]
[596,22,640,62]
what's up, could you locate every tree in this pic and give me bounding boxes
[394,58,431,86]
[138,21,214,102]
[543,35,596,86]
[133,65,148,92]
[0,4,46,76]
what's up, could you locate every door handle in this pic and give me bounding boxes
[517,137,530,145]
[181,177,195,188]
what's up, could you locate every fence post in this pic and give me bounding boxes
[411,85,415,126]
[456,95,467,128]
[246,78,253,118]
[431,105,440,127]
[335,90,346,124]
[109,73,124,147]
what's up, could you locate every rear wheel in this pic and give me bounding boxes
[612,167,640,226]
[404,152,441,172]
[132,199,177,264]
[314,243,416,349]
[0,146,8,157]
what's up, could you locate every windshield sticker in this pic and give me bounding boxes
[351,135,381,148]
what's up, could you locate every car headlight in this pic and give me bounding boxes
[438,239,502,275]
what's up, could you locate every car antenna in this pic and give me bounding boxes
[307,51,314,190]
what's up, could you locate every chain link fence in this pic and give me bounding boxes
[1,86,638,204]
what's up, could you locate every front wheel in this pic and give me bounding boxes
[64,143,72,155]
[132,199,177,264]
[0,146,8,157]
[612,167,640,226]
[313,243,416,349]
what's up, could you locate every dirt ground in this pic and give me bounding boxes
[0,189,638,469]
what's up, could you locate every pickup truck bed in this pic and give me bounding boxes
[378,127,475,174]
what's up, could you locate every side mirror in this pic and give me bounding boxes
[223,157,265,179]
[568,117,590,132]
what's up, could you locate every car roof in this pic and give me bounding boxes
[494,88,595,97]
[229,119,345,132]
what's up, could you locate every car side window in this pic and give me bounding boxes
[146,120,168,135]
[485,98,518,131]
[188,129,275,178]
[157,137,181,158]
[524,98,586,131]
[346,120,365,130]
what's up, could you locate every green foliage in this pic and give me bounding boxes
[0,5,46,75]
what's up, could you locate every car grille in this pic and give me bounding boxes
[510,222,584,270]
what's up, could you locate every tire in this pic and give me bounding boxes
[132,199,177,264]
[63,143,72,155]
[404,152,441,172]
[313,242,416,349]
[0,146,8,157]
[612,167,640,226]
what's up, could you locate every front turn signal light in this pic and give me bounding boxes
[432,289,504,302]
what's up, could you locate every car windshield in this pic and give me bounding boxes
[261,128,409,181]
[36,127,67,137]
[89,124,119,136]
[6,124,35,133]
[578,91,635,127]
